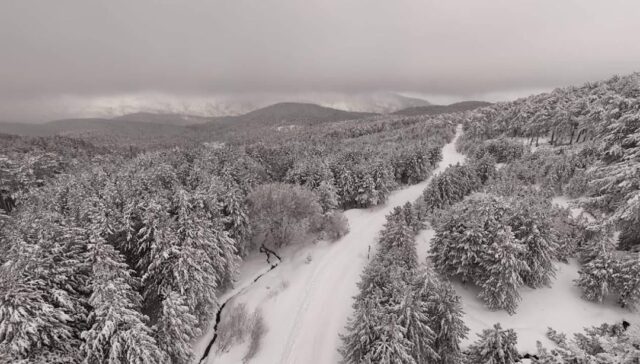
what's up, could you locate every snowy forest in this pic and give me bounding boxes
[1,72,640,364]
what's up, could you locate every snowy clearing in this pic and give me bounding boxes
[194,124,465,363]
[416,194,639,354]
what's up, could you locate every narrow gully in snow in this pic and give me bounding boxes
[198,250,282,364]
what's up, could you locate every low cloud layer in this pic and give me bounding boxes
[2,0,640,121]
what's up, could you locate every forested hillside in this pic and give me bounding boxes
[1,72,639,364]
[0,107,456,363]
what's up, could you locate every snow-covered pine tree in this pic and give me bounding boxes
[315,180,339,213]
[144,188,238,327]
[0,210,90,362]
[219,185,251,257]
[0,258,81,362]
[507,197,558,288]
[478,230,527,314]
[331,162,356,208]
[341,286,387,363]
[364,315,416,364]
[153,291,200,364]
[612,255,640,309]
[378,208,418,271]
[395,290,438,363]
[413,269,468,364]
[469,153,497,184]
[81,233,165,363]
[402,202,425,233]
[466,323,519,364]
[428,145,443,167]
[575,248,617,303]
[615,190,640,251]
[578,232,617,264]
[371,161,393,205]
[430,194,510,284]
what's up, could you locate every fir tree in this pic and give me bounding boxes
[612,255,640,309]
[315,180,339,213]
[219,186,251,257]
[153,291,200,364]
[466,323,519,364]
[575,248,617,303]
[395,290,438,363]
[478,233,527,314]
[508,197,558,288]
[81,236,165,364]
[341,292,386,363]
[413,269,468,364]
[379,208,418,271]
[0,214,89,362]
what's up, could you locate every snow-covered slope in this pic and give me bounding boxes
[194,124,465,363]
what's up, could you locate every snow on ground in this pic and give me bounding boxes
[192,251,275,359]
[416,194,638,354]
[196,124,465,364]
[453,259,638,353]
[551,195,596,222]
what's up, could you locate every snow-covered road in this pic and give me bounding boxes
[196,124,465,363]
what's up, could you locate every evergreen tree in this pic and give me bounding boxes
[430,194,512,284]
[466,323,519,364]
[395,290,438,363]
[219,186,251,257]
[153,292,200,364]
[413,269,468,364]
[315,180,339,213]
[402,202,425,233]
[81,236,165,364]
[379,208,418,271]
[507,197,558,288]
[478,234,527,314]
[144,188,238,326]
[575,248,617,303]
[341,286,388,363]
[578,233,617,264]
[613,256,640,309]
[0,213,89,362]
[364,315,416,364]
[469,153,497,184]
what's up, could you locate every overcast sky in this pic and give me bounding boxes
[1,0,640,121]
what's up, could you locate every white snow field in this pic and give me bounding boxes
[417,196,639,354]
[193,124,465,363]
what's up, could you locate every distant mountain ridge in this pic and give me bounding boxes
[393,101,492,116]
[232,102,376,124]
[0,101,487,146]
[113,112,213,126]
[0,102,377,145]
[318,93,431,114]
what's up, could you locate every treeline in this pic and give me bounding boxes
[0,134,111,202]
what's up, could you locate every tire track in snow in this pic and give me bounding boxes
[279,250,326,363]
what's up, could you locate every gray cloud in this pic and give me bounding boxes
[1,0,640,121]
